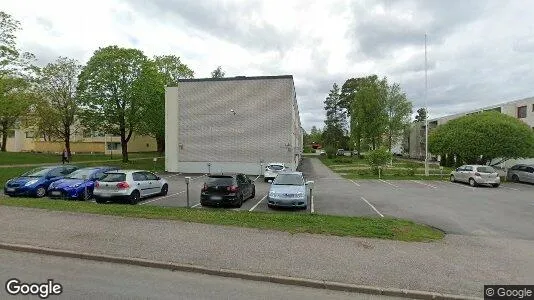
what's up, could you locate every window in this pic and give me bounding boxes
[517,106,527,118]
[132,172,147,181]
[526,167,534,173]
[107,142,120,150]
[100,173,126,182]
[143,172,158,181]
[464,166,474,171]
[48,168,65,178]
[25,131,35,138]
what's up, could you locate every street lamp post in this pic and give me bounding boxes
[424,33,429,177]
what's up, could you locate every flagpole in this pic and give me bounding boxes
[424,33,429,176]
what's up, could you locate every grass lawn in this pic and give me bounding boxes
[0,158,165,187]
[320,156,453,180]
[0,198,444,242]
[0,152,160,166]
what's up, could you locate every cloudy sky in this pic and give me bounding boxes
[4,0,534,131]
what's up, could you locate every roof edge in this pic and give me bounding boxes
[177,75,294,83]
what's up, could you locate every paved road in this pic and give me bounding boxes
[302,158,534,240]
[0,250,402,300]
[1,206,533,298]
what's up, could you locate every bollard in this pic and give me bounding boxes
[153,157,158,172]
[207,163,211,175]
[185,177,191,208]
[306,180,314,213]
[82,175,88,201]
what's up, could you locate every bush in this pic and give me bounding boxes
[366,148,393,169]
[324,146,336,159]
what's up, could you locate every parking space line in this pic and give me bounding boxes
[191,203,201,208]
[249,194,268,211]
[410,180,437,189]
[164,173,182,178]
[360,197,384,217]
[445,182,475,190]
[253,175,260,182]
[349,179,360,187]
[378,179,398,188]
[139,190,186,205]
[192,174,207,180]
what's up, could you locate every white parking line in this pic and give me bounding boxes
[164,173,182,178]
[360,197,384,217]
[249,194,268,211]
[192,174,207,180]
[311,195,315,213]
[445,181,475,190]
[378,179,398,188]
[253,175,260,182]
[191,203,201,208]
[410,180,437,189]
[139,190,186,205]
[349,179,360,187]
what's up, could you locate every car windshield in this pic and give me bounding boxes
[20,167,53,177]
[272,174,304,185]
[268,165,284,170]
[206,176,234,186]
[65,169,96,179]
[477,166,495,173]
[99,173,126,182]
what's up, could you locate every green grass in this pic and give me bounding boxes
[0,152,160,166]
[0,198,444,242]
[0,159,165,187]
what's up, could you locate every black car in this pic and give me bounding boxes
[200,173,255,208]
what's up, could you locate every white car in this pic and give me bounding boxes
[93,170,168,204]
[450,165,500,187]
[264,163,287,182]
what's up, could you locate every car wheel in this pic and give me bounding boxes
[235,194,243,208]
[129,190,140,205]
[469,178,477,187]
[512,175,520,183]
[250,187,255,199]
[492,183,500,188]
[81,189,92,201]
[95,197,106,204]
[160,184,168,196]
[35,186,46,198]
[449,175,455,182]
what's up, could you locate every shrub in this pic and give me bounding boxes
[324,146,336,159]
[366,148,393,169]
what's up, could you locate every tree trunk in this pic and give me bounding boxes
[120,126,128,163]
[1,127,7,152]
[64,124,71,158]
[156,136,165,154]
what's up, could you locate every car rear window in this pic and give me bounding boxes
[206,176,234,186]
[272,174,304,185]
[99,173,126,182]
[477,166,495,173]
[268,165,284,171]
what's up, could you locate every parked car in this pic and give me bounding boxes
[93,170,168,204]
[336,149,345,156]
[3,165,79,198]
[200,173,255,208]
[450,165,500,187]
[47,166,119,200]
[267,172,313,209]
[319,149,326,156]
[264,163,287,182]
[506,164,534,184]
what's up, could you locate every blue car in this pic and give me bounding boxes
[4,165,79,198]
[47,166,119,200]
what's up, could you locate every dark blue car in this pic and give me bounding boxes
[47,166,119,200]
[4,165,79,198]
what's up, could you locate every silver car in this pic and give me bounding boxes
[267,172,313,209]
[263,163,287,182]
[507,164,534,184]
[450,165,500,187]
[93,170,169,204]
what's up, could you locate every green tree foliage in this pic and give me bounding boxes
[77,46,158,162]
[211,66,225,78]
[414,107,427,123]
[323,83,348,148]
[308,126,323,145]
[0,76,34,151]
[33,57,82,156]
[385,82,412,151]
[367,147,393,175]
[137,55,195,153]
[429,111,534,165]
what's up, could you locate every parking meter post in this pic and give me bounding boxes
[185,177,191,208]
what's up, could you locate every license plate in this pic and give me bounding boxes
[51,191,61,196]
[100,193,111,198]
[210,196,222,200]
[6,188,15,192]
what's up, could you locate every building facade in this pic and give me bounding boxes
[409,96,534,164]
[165,75,303,175]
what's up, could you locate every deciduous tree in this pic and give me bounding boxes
[211,66,225,78]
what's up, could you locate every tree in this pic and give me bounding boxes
[414,108,427,123]
[137,55,194,153]
[385,82,412,151]
[428,111,534,165]
[309,126,323,145]
[323,83,348,148]
[0,76,33,151]
[211,66,225,78]
[77,46,156,162]
[33,57,82,156]
[366,147,393,176]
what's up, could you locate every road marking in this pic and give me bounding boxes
[249,194,268,211]
[191,203,201,208]
[163,172,182,178]
[311,195,315,213]
[378,179,398,188]
[253,175,260,182]
[139,190,186,205]
[410,180,437,189]
[360,197,384,217]
[502,186,520,191]
[445,182,474,190]
[349,179,360,187]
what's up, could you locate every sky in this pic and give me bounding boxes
[4,0,534,131]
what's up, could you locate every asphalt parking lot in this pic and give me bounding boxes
[141,157,534,240]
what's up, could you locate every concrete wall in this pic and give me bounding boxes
[177,162,266,176]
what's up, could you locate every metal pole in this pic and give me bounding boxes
[424,33,429,176]
[309,187,312,213]
[185,176,191,208]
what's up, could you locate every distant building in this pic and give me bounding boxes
[409,96,534,166]
[165,75,303,175]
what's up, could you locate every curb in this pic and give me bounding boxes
[0,242,480,300]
